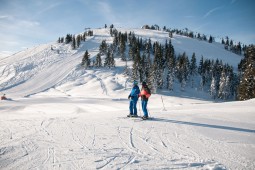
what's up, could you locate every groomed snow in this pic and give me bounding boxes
[0,28,254,170]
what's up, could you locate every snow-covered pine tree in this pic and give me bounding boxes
[128,34,140,61]
[112,36,118,54]
[139,37,144,51]
[197,33,201,40]
[132,47,141,82]
[237,64,255,100]
[169,40,175,91]
[168,68,175,91]
[81,50,90,69]
[152,42,164,89]
[190,53,197,75]
[225,36,229,48]
[99,40,108,55]
[198,56,206,91]
[104,50,111,68]
[82,32,86,41]
[72,35,76,49]
[140,53,147,82]
[203,59,212,85]
[213,59,223,92]
[225,65,236,99]
[95,53,102,68]
[144,53,153,88]
[110,52,115,68]
[237,46,255,100]
[218,70,226,99]
[224,75,231,100]
[120,35,126,61]
[145,38,152,55]
[162,67,168,89]
[76,35,81,48]
[176,52,189,91]
[89,30,93,36]
[230,72,239,99]
[128,45,134,61]
[175,54,182,84]
[210,76,217,99]
[200,75,205,91]
[208,35,213,43]
[198,56,204,75]
[123,63,129,76]
[163,40,175,90]
[185,55,190,81]
[190,53,197,88]
[221,38,225,45]
[162,40,169,89]
[65,34,72,44]
[181,75,186,91]
[148,66,157,94]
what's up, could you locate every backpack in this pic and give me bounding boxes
[144,85,151,98]
[146,86,151,95]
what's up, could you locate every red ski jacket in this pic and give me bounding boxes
[139,87,151,100]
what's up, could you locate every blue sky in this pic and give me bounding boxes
[0,0,254,55]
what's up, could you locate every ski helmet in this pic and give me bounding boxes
[133,80,138,85]
[142,82,147,86]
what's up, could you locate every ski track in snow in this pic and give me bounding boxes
[0,100,255,169]
[0,28,254,169]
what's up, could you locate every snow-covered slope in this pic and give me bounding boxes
[0,28,242,98]
[0,93,254,169]
[120,28,242,69]
[0,29,109,98]
[0,28,254,170]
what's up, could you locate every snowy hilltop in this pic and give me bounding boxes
[0,27,254,169]
[0,28,242,99]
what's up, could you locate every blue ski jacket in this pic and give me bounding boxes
[129,85,140,101]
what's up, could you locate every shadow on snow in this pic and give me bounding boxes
[149,117,255,133]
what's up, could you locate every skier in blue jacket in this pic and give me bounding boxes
[127,80,140,117]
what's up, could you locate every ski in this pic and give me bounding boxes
[126,114,141,118]
[134,117,153,122]
[117,116,153,121]
[117,115,142,120]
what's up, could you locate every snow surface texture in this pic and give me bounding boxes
[0,28,254,170]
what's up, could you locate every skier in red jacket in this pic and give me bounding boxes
[1,94,7,100]
[138,82,151,119]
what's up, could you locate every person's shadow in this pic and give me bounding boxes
[148,117,255,133]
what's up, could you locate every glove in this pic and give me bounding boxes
[128,95,131,99]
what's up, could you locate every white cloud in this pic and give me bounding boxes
[19,20,40,27]
[37,2,62,16]
[0,15,41,54]
[0,15,9,19]
[0,15,13,20]
[192,22,210,34]
[97,1,117,23]
[203,6,222,18]
[0,17,40,30]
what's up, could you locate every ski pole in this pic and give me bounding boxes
[138,98,142,117]
[147,106,150,117]
[161,96,167,111]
